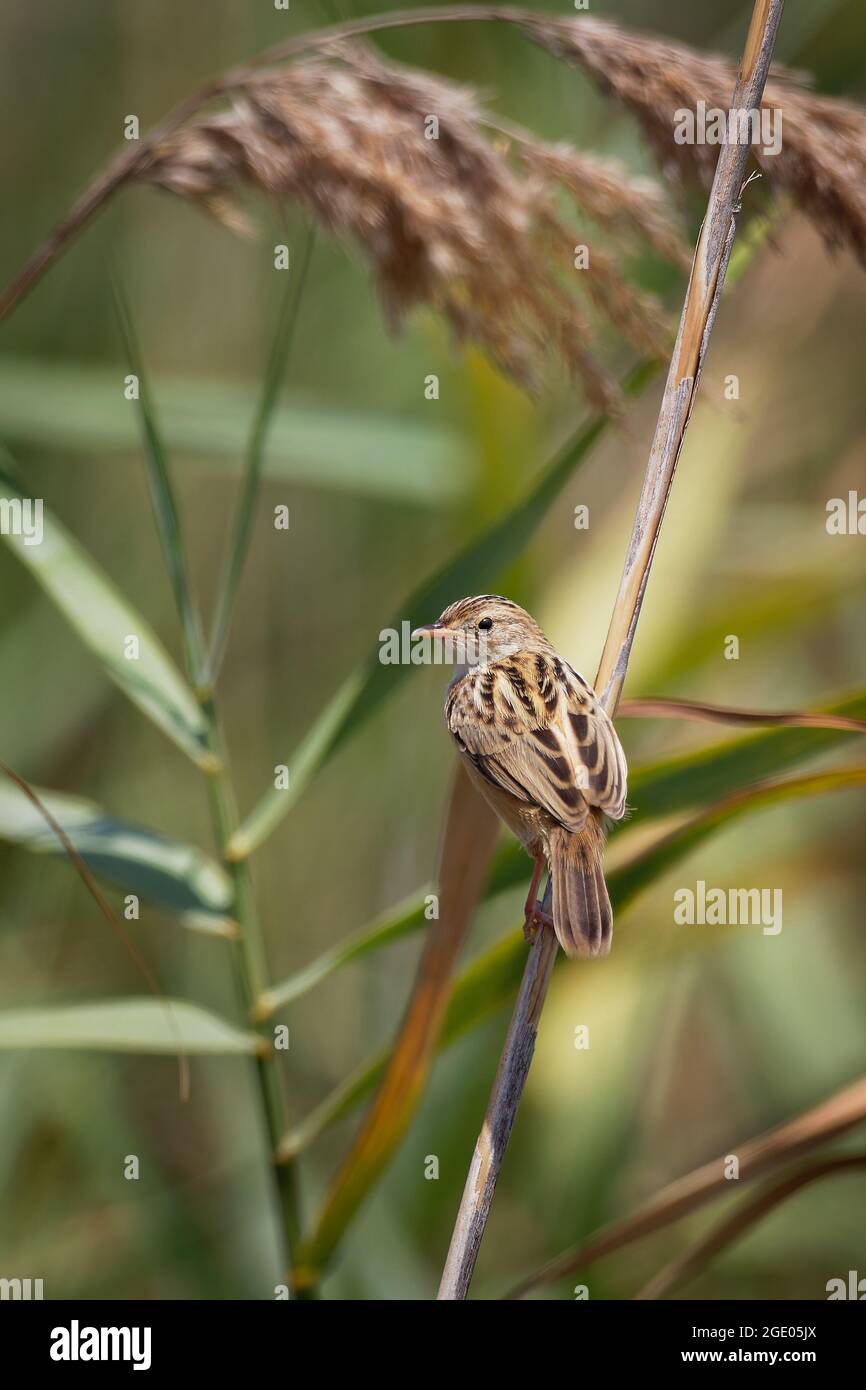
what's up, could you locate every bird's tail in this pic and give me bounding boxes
[549,812,612,958]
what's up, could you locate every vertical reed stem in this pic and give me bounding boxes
[437,0,787,1301]
[199,693,305,1287]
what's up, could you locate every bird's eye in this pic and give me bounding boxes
[478,616,493,631]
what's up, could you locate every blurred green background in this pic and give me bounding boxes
[1,0,865,1300]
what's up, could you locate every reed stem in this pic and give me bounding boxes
[199,691,305,1289]
[437,0,787,1301]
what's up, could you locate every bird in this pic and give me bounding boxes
[412,595,627,958]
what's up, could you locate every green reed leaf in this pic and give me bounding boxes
[207,225,316,681]
[112,276,205,682]
[0,356,468,504]
[0,459,212,768]
[0,999,263,1054]
[0,780,235,935]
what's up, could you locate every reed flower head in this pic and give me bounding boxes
[139,43,688,408]
[522,14,866,265]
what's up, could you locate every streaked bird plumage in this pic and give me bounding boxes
[416,595,627,957]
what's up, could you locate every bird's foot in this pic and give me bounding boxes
[523,901,555,943]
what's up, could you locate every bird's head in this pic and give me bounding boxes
[412,595,552,668]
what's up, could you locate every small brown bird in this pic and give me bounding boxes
[413,595,627,957]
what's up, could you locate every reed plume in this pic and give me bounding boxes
[521,14,866,265]
[139,43,686,406]
[5,8,866,329]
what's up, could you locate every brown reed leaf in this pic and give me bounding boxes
[521,15,866,265]
[617,696,866,734]
[139,43,681,407]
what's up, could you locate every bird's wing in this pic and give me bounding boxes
[446,655,627,832]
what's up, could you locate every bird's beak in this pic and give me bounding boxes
[411,620,446,639]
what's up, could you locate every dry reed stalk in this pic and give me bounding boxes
[617,696,866,734]
[437,0,786,1302]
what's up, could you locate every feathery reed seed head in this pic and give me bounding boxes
[521,15,866,265]
[139,44,686,407]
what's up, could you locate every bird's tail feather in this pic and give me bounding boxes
[549,813,612,958]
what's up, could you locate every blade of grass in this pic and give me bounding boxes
[256,884,433,1019]
[0,758,190,1098]
[206,224,316,683]
[112,275,206,686]
[0,999,266,1055]
[0,356,469,503]
[0,455,213,768]
[613,763,866,905]
[0,778,236,936]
